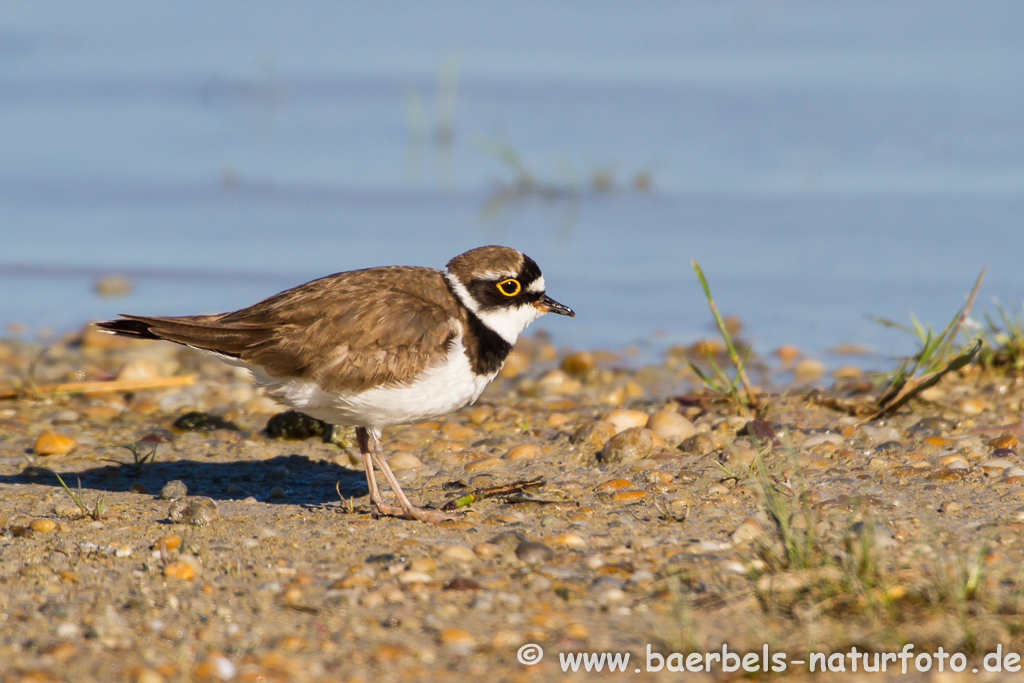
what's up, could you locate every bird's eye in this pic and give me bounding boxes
[496,278,521,297]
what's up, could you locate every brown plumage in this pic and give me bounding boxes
[100,267,464,393]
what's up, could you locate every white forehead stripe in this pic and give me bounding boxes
[475,269,517,281]
[526,275,546,294]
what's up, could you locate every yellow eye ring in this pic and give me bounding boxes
[496,278,521,297]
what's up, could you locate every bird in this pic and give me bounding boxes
[97,245,574,523]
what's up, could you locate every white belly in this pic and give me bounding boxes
[252,337,496,430]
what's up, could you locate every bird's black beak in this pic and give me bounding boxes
[534,294,575,317]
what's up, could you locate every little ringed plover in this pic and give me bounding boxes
[98,245,574,523]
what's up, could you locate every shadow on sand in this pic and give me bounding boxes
[0,453,370,507]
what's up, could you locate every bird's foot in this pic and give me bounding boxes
[371,502,463,524]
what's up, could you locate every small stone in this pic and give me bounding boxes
[731,518,764,545]
[935,453,970,469]
[167,497,219,526]
[30,518,57,533]
[515,541,554,564]
[466,406,493,424]
[265,411,329,440]
[550,533,586,548]
[560,351,595,377]
[163,561,196,580]
[570,420,617,460]
[646,411,696,443]
[34,431,76,456]
[504,443,540,460]
[159,480,188,500]
[774,344,800,365]
[398,570,434,584]
[793,358,826,383]
[988,434,1019,450]
[595,478,633,492]
[611,490,645,504]
[677,432,715,456]
[939,500,961,513]
[536,368,581,395]
[387,453,422,470]
[156,535,182,551]
[979,458,1015,475]
[268,486,286,499]
[464,457,503,472]
[598,427,654,464]
[173,411,240,432]
[959,398,986,415]
[439,626,476,654]
[439,545,476,564]
[473,543,501,559]
[602,409,650,433]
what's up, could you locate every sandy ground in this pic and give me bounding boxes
[2,329,1024,682]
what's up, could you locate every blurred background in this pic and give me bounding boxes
[3,1,1024,369]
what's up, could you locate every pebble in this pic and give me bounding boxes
[774,344,801,365]
[861,425,900,444]
[988,434,1019,449]
[550,533,587,548]
[935,454,970,469]
[731,518,764,545]
[159,480,189,500]
[504,443,540,460]
[595,478,633,492]
[560,350,595,376]
[515,541,554,564]
[570,420,617,456]
[438,627,476,654]
[439,544,476,564]
[163,561,196,580]
[34,431,76,456]
[387,453,423,470]
[959,398,987,415]
[265,411,330,440]
[793,358,826,383]
[979,458,1016,474]
[802,433,845,448]
[173,411,240,432]
[30,518,57,533]
[464,456,503,472]
[646,410,696,443]
[167,497,219,526]
[536,368,581,395]
[598,427,654,464]
[611,490,645,504]
[677,432,715,456]
[602,409,649,433]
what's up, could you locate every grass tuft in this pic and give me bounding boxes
[53,471,106,520]
[686,260,759,412]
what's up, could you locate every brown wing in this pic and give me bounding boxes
[98,266,462,392]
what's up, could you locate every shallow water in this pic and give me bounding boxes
[3,2,1024,366]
